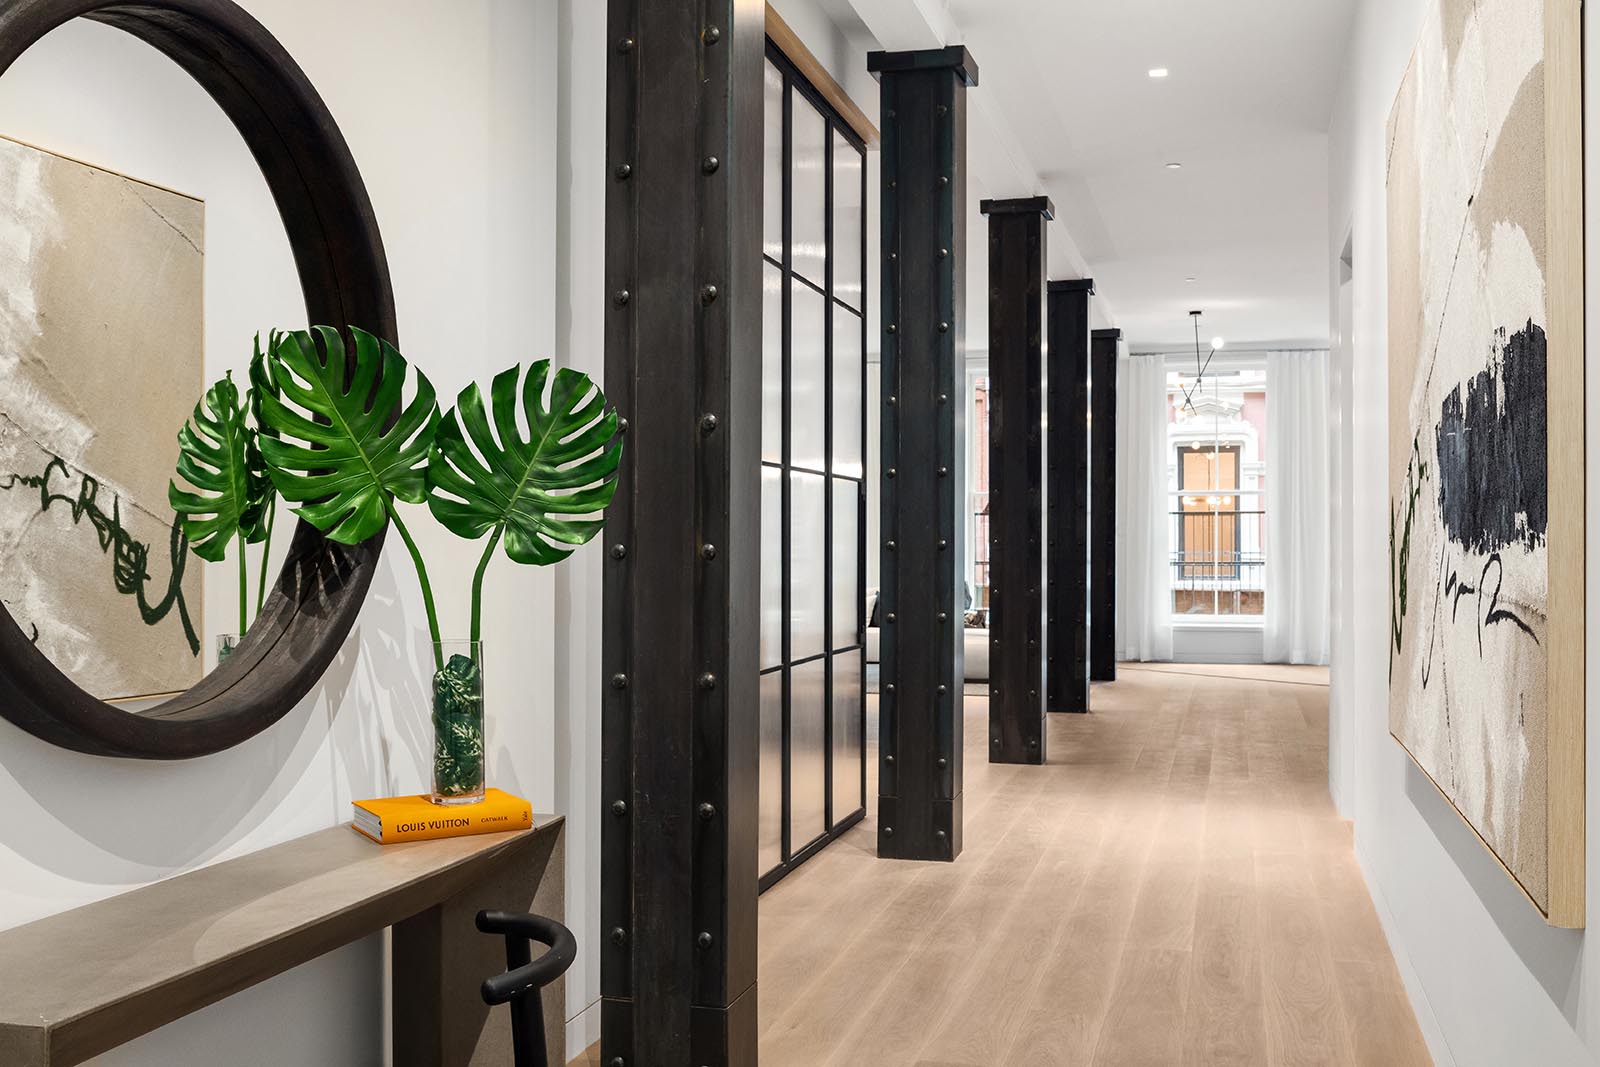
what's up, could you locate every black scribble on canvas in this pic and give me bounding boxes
[1389,432,1428,680]
[1476,553,1539,652]
[1435,320,1547,555]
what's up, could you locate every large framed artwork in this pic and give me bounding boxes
[1387,0,1583,925]
[0,135,204,704]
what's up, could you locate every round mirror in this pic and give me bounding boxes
[0,0,392,759]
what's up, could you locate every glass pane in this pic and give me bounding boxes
[832,132,863,309]
[831,478,859,650]
[762,263,783,464]
[832,307,863,477]
[791,92,827,285]
[759,670,783,875]
[789,657,826,850]
[791,280,826,472]
[831,650,863,820]
[789,472,826,661]
[764,60,783,261]
[761,466,783,669]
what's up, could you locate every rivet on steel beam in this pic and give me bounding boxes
[699,802,716,821]
[610,544,627,559]
[938,248,950,259]
[701,284,719,304]
[885,683,896,694]
[886,540,896,551]
[937,104,948,115]
[610,927,627,945]
[700,413,718,434]
[992,737,1000,745]
[885,755,896,765]
[614,163,632,179]
[1028,739,1039,749]
[888,394,897,406]
[936,829,947,840]
[617,37,634,53]
[886,468,896,478]
[937,684,947,695]
[886,323,897,334]
[885,825,895,835]
[698,672,717,690]
[938,393,949,404]
[703,25,721,44]
[885,612,896,623]
[938,466,948,477]
[702,155,720,173]
[886,108,896,119]
[937,757,947,768]
[609,1059,624,1067]
[613,289,631,306]
[701,543,717,560]
[939,539,948,550]
[938,176,949,187]
[889,179,898,189]
[888,251,898,260]
[612,800,627,816]
[617,416,629,434]
[937,612,948,623]
[938,321,949,333]
[610,673,628,689]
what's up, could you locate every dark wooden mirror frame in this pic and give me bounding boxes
[0,0,395,759]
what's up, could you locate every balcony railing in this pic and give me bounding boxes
[1170,500,1264,617]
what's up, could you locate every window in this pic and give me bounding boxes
[1167,364,1266,617]
[758,44,868,889]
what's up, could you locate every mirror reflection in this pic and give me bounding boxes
[0,23,300,707]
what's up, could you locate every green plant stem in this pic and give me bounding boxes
[384,500,443,671]
[255,495,276,621]
[236,530,248,635]
[469,526,504,647]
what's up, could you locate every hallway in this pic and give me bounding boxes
[756,667,1431,1065]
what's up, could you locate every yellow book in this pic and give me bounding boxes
[351,788,533,844]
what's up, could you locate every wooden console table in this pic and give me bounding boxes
[0,817,565,1066]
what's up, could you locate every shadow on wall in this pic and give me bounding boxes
[0,552,431,912]
[1402,759,1583,1017]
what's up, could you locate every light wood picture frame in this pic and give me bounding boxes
[1385,0,1584,927]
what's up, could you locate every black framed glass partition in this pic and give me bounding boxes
[759,41,868,891]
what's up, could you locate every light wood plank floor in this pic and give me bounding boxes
[755,664,1431,1066]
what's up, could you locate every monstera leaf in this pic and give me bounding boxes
[169,371,264,562]
[428,361,622,566]
[256,326,440,545]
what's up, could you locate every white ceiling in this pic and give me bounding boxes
[845,0,1359,350]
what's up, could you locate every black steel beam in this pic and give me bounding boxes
[1047,279,1094,714]
[980,197,1052,764]
[869,45,977,861]
[1090,328,1121,682]
[601,3,761,1063]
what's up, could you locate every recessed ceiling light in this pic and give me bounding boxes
[1185,276,1197,283]
[1165,162,1183,170]
[1149,68,1169,78]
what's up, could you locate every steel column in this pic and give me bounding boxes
[602,2,762,1063]
[980,196,1052,764]
[1090,328,1121,682]
[869,45,977,861]
[1046,279,1094,714]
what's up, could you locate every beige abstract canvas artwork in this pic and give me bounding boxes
[0,135,204,702]
[1386,0,1583,925]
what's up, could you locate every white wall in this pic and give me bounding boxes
[1329,2,1600,1062]
[0,3,572,1063]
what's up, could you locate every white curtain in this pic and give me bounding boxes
[1264,350,1330,664]
[1115,351,1173,662]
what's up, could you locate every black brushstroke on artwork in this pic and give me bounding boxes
[1435,320,1547,555]
[1475,553,1538,652]
[0,455,200,656]
[1389,432,1428,679]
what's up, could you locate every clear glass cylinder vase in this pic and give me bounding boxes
[431,640,486,805]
